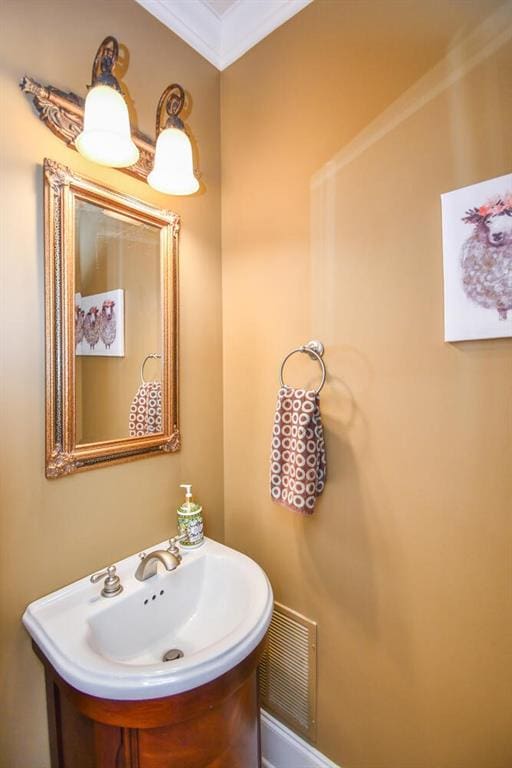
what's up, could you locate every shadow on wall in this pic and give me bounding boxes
[297,350,414,672]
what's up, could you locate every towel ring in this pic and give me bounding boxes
[140,353,162,385]
[280,340,326,395]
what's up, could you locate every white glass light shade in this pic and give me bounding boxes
[75,85,139,168]
[147,127,199,195]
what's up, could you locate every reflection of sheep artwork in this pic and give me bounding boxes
[75,305,84,346]
[461,194,512,320]
[442,174,512,341]
[76,289,125,356]
[100,300,117,348]
[83,306,100,349]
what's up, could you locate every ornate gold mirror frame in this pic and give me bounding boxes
[44,158,180,478]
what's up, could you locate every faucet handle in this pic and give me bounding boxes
[90,565,123,598]
[168,534,187,558]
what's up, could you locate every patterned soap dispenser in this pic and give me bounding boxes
[177,484,204,549]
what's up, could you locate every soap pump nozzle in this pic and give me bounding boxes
[180,483,193,510]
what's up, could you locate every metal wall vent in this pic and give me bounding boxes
[259,602,317,742]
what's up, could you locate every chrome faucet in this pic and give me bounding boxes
[134,535,187,581]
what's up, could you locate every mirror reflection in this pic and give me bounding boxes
[44,158,179,478]
[74,199,162,445]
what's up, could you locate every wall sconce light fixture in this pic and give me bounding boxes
[20,37,201,195]
[75,36,139,168]
[148,85,199,196]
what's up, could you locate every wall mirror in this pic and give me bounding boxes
[44,158,180,478]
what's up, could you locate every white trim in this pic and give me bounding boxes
[261,710,341,768]
[134,0,313,70]
[135,0,223,69]
[220,0,313,70]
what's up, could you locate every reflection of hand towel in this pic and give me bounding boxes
[129,382,162,437]
[270,386,326,514]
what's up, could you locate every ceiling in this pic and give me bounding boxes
[134,0,313,70]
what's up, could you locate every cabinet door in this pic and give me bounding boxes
[137,674,260,768]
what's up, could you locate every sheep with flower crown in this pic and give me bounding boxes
[461,193,512,320]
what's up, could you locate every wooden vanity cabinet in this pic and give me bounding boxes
[34,640,264,768]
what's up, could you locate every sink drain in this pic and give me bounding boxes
[163,648,184,662]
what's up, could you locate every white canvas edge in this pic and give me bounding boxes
[440,172,512,342]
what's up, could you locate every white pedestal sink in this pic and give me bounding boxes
[23,538,273,701]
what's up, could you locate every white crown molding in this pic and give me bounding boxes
[220,0,313,69]
[135,0,313,71]
[261,710,341,768]
[135,0,223,69]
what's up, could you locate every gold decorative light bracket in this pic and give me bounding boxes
[20,76,155,181]
[155,84,186,135]
[89,36,121,91]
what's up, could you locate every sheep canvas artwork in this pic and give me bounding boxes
[441,173,512,341]
[75,288,125,356]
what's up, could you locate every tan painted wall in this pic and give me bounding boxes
[0,1,222,765]
[221,2,512,767]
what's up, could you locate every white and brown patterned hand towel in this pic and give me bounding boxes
[270,386,326,514]
[129,381,162,437]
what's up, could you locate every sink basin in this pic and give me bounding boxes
[22,538,273,700]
